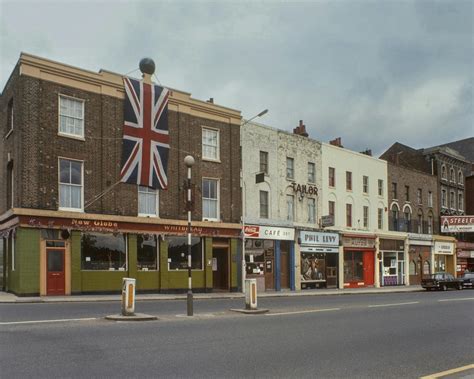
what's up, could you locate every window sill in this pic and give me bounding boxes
[202,218,220,222]
[59,207,84,212]
[202,157,221,163]
[58,132,85,141]
[138,214,159,218]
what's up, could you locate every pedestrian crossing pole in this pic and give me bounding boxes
[184,155,195,316]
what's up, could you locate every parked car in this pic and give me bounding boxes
[460,272,474,289]
[421,272,464,291]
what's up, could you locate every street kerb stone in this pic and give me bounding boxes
[230,308,269,315]
[105,313,158,321]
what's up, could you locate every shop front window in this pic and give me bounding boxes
[301,253,326,281]
[137,235,158,270]
[167,236,202,270]
[245,239,273,275]
[344,251,363,281]
[81,233,127,270]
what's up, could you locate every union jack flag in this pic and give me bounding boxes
[120,77,170,190]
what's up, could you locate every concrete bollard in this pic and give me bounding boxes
[245,278,258,310]
[121,278,136,316]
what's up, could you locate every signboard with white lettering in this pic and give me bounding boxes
[244,225,295,240]
[342,236,376,249]
[300,231,339,247]
[321,215,334,227]
[441,216,474,233]
[434,241,454,255]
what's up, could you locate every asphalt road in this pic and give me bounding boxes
[1,291,473,378]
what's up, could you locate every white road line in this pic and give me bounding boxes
[0,317,97,325]
[368,301,419,308]
[420,363,474,378]
[265,308,340,316]
[438,297,474,302]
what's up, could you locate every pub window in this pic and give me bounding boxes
[202,127,219,161]
[286,157,294,180]
[59,95,84,138]
[346,171,352,191]
[260,151,268,174]
[260,190,269,218]
[138,186,158,216]
[81,233,127,270]
[167,236,202,270]
[329,167,336,187]
[308,162,315,183]
[346,203,352,227]
[202,178,219,220]
[137,235,158,270]
[363,206,369,228]
[59,158,83,211]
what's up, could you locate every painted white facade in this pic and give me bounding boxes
[321,143,389,233]
[241,122,322,229]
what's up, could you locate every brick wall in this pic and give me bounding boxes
[1,75,241,223]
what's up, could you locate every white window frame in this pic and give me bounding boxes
[260,190,269,219]
[428,191,433,207]
[202,127,220,162]
[458,171,463,185]
[307,198,316,223]
[441,189,447,208]
[450,190,455,210]
[450,168,455,183]
[202,178,220,221]
[58,94,85,140]
[286,157,294,180]
[378,208,383,230]
[378,179,383,197]
[417,189,422,205]
[458,192,463,211]
[138,186,159,217]
[260,151,269,174]
[58,157,84,212]
[363,206,369,228]
[308,162,315,183]
[363,176,369,194]
[441,164,447,180]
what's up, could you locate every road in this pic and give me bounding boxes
[1,291,473,378]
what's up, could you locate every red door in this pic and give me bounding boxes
[47,249,65,295]
[363,251,375,286]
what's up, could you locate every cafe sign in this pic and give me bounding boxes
[244,225,295,240]
[434,241,454,255]
[300,231,339,247]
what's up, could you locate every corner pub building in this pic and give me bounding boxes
[0,53,242,296]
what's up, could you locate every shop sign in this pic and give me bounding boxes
[244,225,294,240]
[434,241,454,255]
[342,236,375,249]
[300,231,339,247]
[290,182,318,196]
[301,246,338,253]
[457,250,474,258]
[321,215,334,227]
[441,216,474,233]
[408,233,433,246]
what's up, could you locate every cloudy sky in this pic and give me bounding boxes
[1,0,472,155]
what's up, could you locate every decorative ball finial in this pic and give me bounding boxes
[139,58,155,75]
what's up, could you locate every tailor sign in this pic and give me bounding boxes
[441,216,474,233]
[244,225,295,240]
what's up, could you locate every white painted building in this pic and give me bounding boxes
[241,121,322,291]
[321,141,389,288]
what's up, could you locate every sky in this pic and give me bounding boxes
[1,0,472,156]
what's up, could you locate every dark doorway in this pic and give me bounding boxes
[212,248,229,291]
[280,247,289,289]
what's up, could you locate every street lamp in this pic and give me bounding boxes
[184,155,195,316]
[240,109,269,293]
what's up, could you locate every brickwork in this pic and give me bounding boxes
[0,74,241,224]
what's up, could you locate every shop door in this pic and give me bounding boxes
[280,249,289,289]
[264,256,274,290]
[363,251,374,286]
[47,249,65,295]
[212,248,229,291]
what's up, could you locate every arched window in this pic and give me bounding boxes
[409,260,417,275]
[458,170,463,185]
[423,260,431,276]
[417,209,423,234]
[450,168,455,182]
[391,204,399,231]
[404,208,411,232]
[427,212,434,234]
[441,165,447,179]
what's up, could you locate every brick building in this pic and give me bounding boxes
[0,53,242,296]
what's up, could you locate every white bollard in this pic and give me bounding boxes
[245,278,257,310]
[121,278,136,316]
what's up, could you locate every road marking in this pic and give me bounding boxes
[265,308,340,316]
[0,317,97,325]
[420,363,474,378]
[438,297,474,302]
[368,301,419,308]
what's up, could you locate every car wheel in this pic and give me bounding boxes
[441,284,447,291]
[457,283,463,290]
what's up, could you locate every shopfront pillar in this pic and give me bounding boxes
[289,242,295,291]
[275,240,281,291]
[294,241,301,291]
[338,245,344,289]
[374,237,380,288]
[404,238,410,286]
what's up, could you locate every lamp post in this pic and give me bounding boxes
[184,155,195,316]
[240,109,269,293]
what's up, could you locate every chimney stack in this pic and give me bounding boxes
[293,120,309,137]
[329,137,343,147]
[360,149,372,156]
[207,98,214,104]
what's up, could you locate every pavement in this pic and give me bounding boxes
[0,285,422,303]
